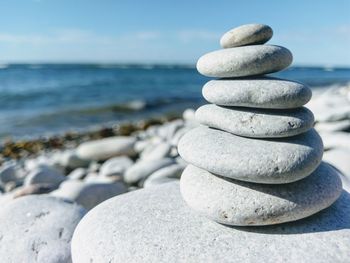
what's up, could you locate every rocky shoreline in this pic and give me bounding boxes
[0,113,181,162]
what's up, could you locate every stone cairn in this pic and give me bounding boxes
[178,24,343,226]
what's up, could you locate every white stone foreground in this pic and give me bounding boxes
[71,182,350,263]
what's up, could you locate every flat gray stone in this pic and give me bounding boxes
[181,163,342,226]
[51,180,126,210]
[220,24,273,48]
[71,182,350,263]
[197,45,293,78]
[0,195,86,262]
[202,77,312,109]
[178,126,323,184]
[196,104,314,138]
[76,136,137,161]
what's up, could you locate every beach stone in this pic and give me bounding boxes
[181,163,342,226]
[197,45,293,78]
[183,108,196,121]
[320,132,350,150]
[68,168,87,180]
[13,183,58,198]
[323,149,350,191]
[140,141,172,161]
[0,193,14,206]
[0,195,86,262]
[124,158,175,184]
[134,140,150,153]
[143,164,185,188]
[202,77,312,109]
[170,126,193,146]
[196,104,314,138]
[178,126,323,184]
[76,136,137,161]
[24,165,66,187]
[220,24,273,48]
[99,156,133,177]
[51,180,126,210]
[71,182,350,263]
[55,150,90,169]
[315,120,350,133]
[0,163,17,185]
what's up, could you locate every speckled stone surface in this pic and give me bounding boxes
[195,104,314,138]
[196,45,292,78]
[71,182,350,263]
[180,164,342,226]
[220,24,273,48]
[178,126,323,184]
[0,195,86,263]
[202,77,312,109]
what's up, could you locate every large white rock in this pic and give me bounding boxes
[76,136,137,161]
[196,104,314,138]
[220,24,273,48]
[197,45,293,78]
[51,180,126,210]
[178,126,323,184]
[24,165,66,187]
[181,164,342,226]
[71,183,350,263]
[0,195,86,262]
[202,77,311,109]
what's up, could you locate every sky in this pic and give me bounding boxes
[0,0,349,66]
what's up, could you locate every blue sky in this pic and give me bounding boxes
[0,0,349,66]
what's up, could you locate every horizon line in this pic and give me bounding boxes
[0,62,349,69]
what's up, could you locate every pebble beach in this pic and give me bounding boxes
[1,23,350,262]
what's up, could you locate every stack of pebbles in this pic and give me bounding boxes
[178,24,343,226]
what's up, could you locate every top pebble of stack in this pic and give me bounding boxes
[220,23,273,48]
[197,23,292,78]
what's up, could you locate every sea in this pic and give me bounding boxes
[0,64,349,141]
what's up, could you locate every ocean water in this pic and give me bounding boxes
[0,64,349,140]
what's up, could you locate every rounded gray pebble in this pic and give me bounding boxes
[195,104,314,138]
[178,126,323,184]
[220,23,273,48]
[202,77,312,109]
[0,195,86,262]
[180,163,342,226]
[197,45,293,78]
